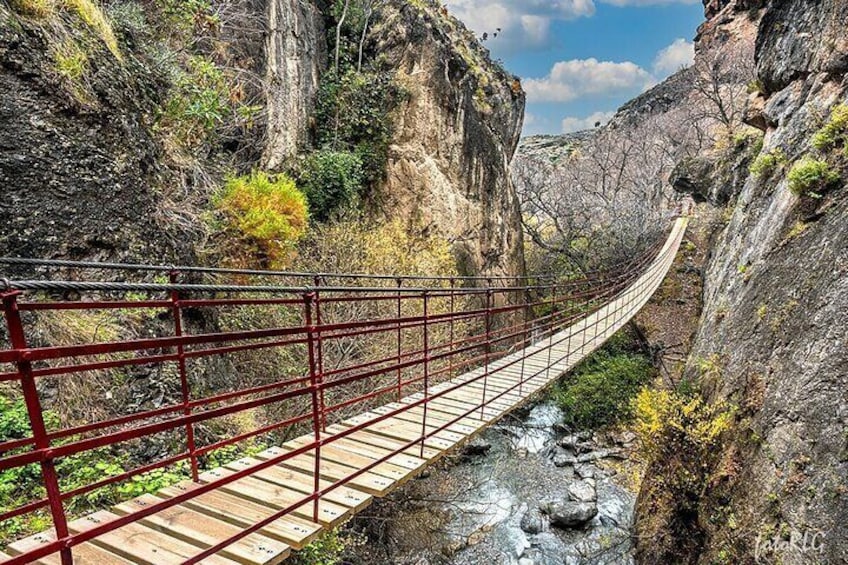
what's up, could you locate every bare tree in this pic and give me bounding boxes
[357,0,384,72]
[515,104,706,275]
[689,38,757,135]
[335,0,350,73]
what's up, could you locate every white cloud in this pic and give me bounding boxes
[443,0,596,50]
[523,58,656,103]
[653,38,695,77]
[561,111,616,133]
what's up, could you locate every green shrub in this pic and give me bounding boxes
[0,398,184,546]
[749,149,787,178]
[297,150,365,221]
[314,69,401,186]
[787,156,840,196]
[812,103,848,153]
[157,55,233,148]
[732,128,763,150]
[214,171,309,268]
[551,332,655,430]
[53,38,88,80]
[155,0,216,35]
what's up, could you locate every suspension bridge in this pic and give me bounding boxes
[0,217,688,565]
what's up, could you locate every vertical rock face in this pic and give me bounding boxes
[755,0,848,94]
[0,8,182,264]
[369,2,526,279]
[637,0,848,563]
[262,0,325,169]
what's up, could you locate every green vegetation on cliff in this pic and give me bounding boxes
[551,329,655,431]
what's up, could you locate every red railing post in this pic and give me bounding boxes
[303,292,322,522]
[480,282,493,420]
[546,282,557,380]
[395,278,403,401]
[448,278,455,380]
[313,276,327,432]
[519,282,530,397]
[420,291,430,458]
[2,291,73,565]
[169,270,199,482]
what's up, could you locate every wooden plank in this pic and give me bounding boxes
[331,418,458,453]
[401,395,502,421]
[417,392,497,415]
[407,397,498,422]
[455,382,523,404]
[347,409,478,437]
[372,405,482,436]
[223,457,371,511]
[253,447,396,496]
[199,468,352,528]
[440,390,513,412]
[379,402,483,429]
[157,482,321,550]
[68,510,238,565]
[113,494,289,565]
[7,531,133,565]
[340,415,466,450]
[325,424,442,461]
[301,436,428,472]
[283,437,414,481]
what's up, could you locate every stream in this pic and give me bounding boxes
[351,402,640,565]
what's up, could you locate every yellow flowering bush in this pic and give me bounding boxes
[634,388,734,457]
[214,171,309,268]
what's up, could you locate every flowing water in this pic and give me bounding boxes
[352,402,638,565]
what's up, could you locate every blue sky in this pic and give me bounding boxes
[444,0,705,136]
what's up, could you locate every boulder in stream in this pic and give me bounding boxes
[568,480,597,503]
[540,500,598,529]
[520,508,546,534]
[462,438,492,457]
[553,452,578,467]
[541,500,598,529]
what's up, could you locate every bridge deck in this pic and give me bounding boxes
[4,220,687,564]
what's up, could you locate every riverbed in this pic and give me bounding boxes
[348,402,640,565]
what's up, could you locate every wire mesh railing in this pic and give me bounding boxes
[0,218,686,565]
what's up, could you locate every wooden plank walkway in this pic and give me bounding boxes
[4,219,687,564]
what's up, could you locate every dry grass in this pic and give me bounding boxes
[62,0,121,59]
[11,0,121,59]
[9,0,55,18]
[52,37,88,80]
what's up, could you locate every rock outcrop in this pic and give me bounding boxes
[262,0,324,169]
[370,1,526,279]
[0,6,181,265]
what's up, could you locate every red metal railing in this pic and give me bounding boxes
[0,225,678,565]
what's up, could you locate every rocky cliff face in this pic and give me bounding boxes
[0,1,525,280]
[636,1,848,563]
[262,0,324,169]
[0,6,180,265]
[369,1,526,278]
